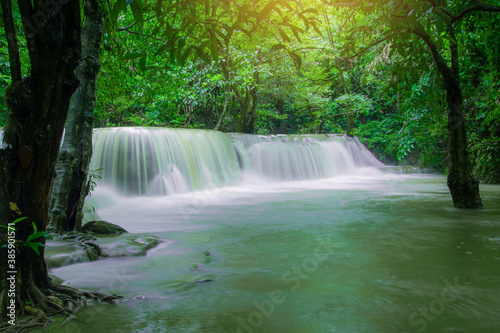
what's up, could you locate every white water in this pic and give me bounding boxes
[90,128,384,197]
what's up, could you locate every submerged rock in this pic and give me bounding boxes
[81,221,128,235]
[45,234,163,268]
[100,236,161,257]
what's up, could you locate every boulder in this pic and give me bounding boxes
[81,221,127,235]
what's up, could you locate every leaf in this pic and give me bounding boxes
[441,34,457,45]
[155,37,179,56]
[270,44,286,52]
[193,47,211,63]
[276,26,291,42]
[283,23,304,41]
[11,216,29,224]
[259,1,277,21]
[310,21,323,37]
[181,47,192,64]
[210,32,219,61]
[110,0,127,24]
[288,51,302,71]
[27,231,47,242]
[9,202,22,215]
[27,242,45,255]
[130,0,144,28]
[138,56,147,71]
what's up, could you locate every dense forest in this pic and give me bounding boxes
[1,0,500,330]
[1,1,499,179]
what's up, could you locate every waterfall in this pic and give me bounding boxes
[90,128,384,196]
[230,133,383,181]
[90,127,241,196]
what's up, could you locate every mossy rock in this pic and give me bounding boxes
[102,236,161,257]
[81,221,128,235]
[49,275,64,285]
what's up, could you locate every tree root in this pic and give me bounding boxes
[0,282,122,332]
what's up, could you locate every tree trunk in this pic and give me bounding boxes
[346,112,354,137]
[445,83,483,208]
[411,26,482,208]
[236,87,257,133]
[214,92,229,131]
[0,0,81,319]
[49,0,103,234]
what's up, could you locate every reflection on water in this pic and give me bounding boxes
[43,175,500,333]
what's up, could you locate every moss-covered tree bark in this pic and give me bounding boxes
[49,0,103,234]
[0,0,81,321]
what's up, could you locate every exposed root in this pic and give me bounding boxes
[0,282,121,332]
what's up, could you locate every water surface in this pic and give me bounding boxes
[46,174,500,333]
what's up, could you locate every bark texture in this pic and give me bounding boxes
[49,0,103,234]
[0,0,81,319]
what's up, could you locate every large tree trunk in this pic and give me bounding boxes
[412,26,482,208]
[0,0,81,320]
[49,0,103,234]
[445,81,483,208]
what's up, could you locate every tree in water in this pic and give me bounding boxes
[328,0,500,208]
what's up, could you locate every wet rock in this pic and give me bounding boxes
[49,274,64,285]
[59,231,97,242]
[101,236,161,257]
[45,242,103,268]
[81,241,104,260]
[81,221,128,235]
[44,234,162,268]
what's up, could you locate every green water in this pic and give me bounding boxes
[46,175,500,333]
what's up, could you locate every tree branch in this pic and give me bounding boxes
[117,14,157,31]
[407,26,458,92]
[452,1,500,23]
[346,32,400,60]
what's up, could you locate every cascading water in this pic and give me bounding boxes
[90,127,241,196]
[230,133,383,181]
[90,127,384,196]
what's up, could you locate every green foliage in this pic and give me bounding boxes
[3,0,498,181]
[1,217,52,254]
[0,4,29,127]
[87,168,103,195]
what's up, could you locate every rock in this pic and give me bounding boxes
[81,221,127,235]
[81,241,104,260]
[45,242,103,268]
[101,236,161,257]
[49,274,64,285]
[191,279,214,284]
